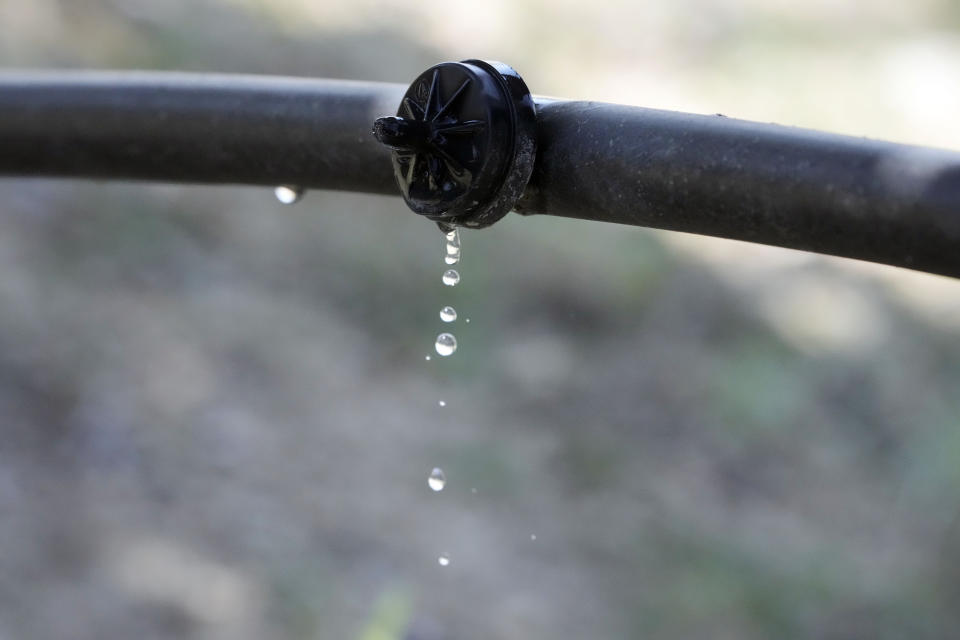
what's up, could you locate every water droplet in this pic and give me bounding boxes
[424,355,431,361]
[464,318,471,324]
[441,270,460,286]
[530,534,537,541]
[274,185,304,204]
[439,306,457,322]
[438,553,450,567]
[444,228,462,265]
[434,333,457,356]
[428,467,446,491]
[438,400,446,407]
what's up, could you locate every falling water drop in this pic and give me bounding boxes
[274,185,304,204]
[465,318,471,324]
[439,306,457,323]
[444,229,462,265]
[425,355,431,361]
[442,270,460,286]
[434,333,457,356]
[428,467,446,491]
[438,553,451,567]
[530,534,537,541]
[438,400,447,407]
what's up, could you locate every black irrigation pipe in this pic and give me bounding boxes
[1,70,959,277]
[0,72,405,194]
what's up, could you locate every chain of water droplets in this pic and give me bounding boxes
[426,228,464,567]
[275,198,533,557]
[435,228,460,358]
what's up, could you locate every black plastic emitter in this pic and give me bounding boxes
[372,60,536,229]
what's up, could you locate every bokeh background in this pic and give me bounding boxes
[2,1,960,638]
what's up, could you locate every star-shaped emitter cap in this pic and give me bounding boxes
[373,60,537,229]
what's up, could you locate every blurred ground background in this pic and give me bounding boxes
[1,1,960,638]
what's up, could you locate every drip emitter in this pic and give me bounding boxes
[372,60,537,229]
